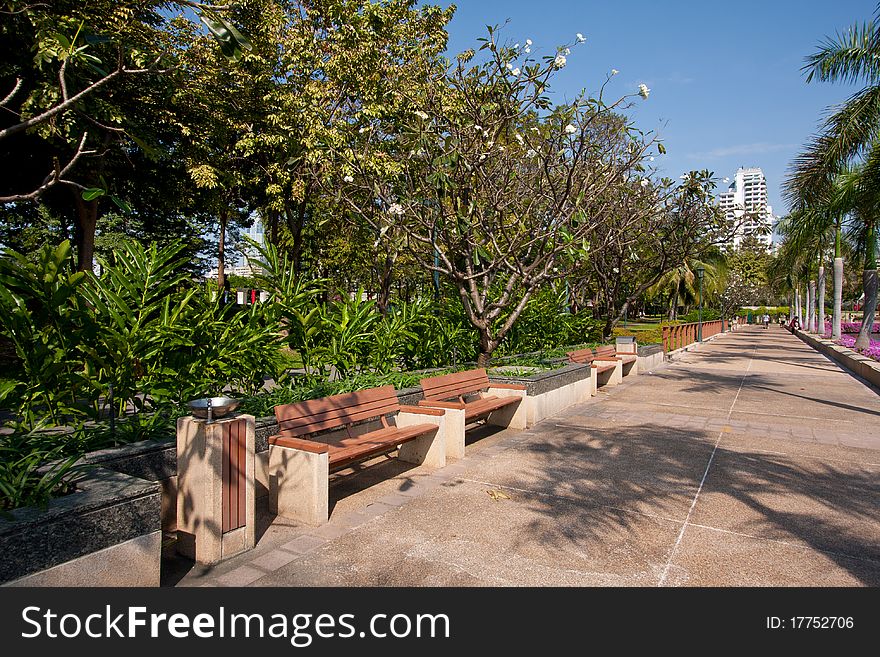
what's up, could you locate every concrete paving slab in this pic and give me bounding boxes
[664,525,880,586]
[248,480,681,587]
[689,450,880,561]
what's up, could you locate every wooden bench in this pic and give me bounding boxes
[567,345,624,388]
[418,368,527,458]
[268,385,446,525]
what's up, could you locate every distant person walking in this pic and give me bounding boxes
[763,313,770,329]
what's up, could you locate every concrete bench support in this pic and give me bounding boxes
[269,445,329,526]
[395,410,447,468]
[485,387,528,429]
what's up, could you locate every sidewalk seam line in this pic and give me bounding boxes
[657,342,756,587]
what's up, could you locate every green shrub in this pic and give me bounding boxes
[238,369,453,418]
[498,287,602,355]
[680,308,721,323]
[0,431,85,514]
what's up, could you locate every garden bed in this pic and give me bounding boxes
[796,330,880,389]
[0,468,161,586]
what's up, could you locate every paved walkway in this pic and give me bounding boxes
[169,326,880,587]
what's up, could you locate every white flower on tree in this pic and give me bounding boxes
[515,133,524,145]
[564,124,577,134]
[638,83,650,99]
[526,149,537,158]
[511,67,520,76]
[554,54,567,68]
[576,33,586,42]
[343,175,354,183]
[387,203,404,216]
[611,69,619,76]
[414,110,429,120]
[640,179,649,187]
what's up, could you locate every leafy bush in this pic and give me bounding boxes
[498,287,602,355]
[613,326,664,345]
[0,240,284,428]
[0,242,93,427]
[238,369,452,418]
[680,308,721,323]
[0,431,84,514]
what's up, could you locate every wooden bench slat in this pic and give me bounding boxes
[275,385,400,437]
[463,395,519,422]
[420,368,490,401]
[269,435,331,453]
[276,385,398,420]
[567,348,596,364]
[327,423,438,471]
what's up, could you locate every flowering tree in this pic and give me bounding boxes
[335,27,664,364]
[583,170,731,336]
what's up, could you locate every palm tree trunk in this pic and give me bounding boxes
[807,280,816,333]
[855,222,878,351]
[817,265,826,335]
[833,258,844,339]
[832,221,843,339]
[667,289,678,321]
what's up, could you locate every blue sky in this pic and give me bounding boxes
[436,0,875,215]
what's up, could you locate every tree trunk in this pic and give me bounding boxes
[832,257,843,340]
[476,331,498,368]
[855,269,878,352]
[376,254,394,314]
[797,286,804,326]
[856,222,878,352]
[817,265,826,336]
[667,290,678,321]
[217,208,228,291]
[73,194,99,272]
[807,280,816,333]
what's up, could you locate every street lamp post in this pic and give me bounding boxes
[696,265,705,342]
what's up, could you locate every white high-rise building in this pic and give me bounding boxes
[717,167,775,249]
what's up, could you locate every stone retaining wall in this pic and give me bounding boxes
[794,330,880,389]
[0,469,161,586]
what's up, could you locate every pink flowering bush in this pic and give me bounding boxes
[823,320,880,337]
[834,334,880,361]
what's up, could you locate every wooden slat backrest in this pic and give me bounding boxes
[567,349,596,364]
[420,368,490,402]
[274,385,400,437]
[593,345,616,359]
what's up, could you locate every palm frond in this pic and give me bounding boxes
[784,87,880,208]
[803,21,880,85]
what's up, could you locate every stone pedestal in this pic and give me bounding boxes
[176,414,256,564]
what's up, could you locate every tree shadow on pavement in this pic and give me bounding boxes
[493,422,880,585]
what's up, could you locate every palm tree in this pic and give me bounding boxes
[647,253,723,321]
[774,202,844,336]
[785,8,880,351]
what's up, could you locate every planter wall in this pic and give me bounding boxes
[795,330,880,389]
[0,468,161,586]
[487,363,596,425]
[637,344,664,373]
